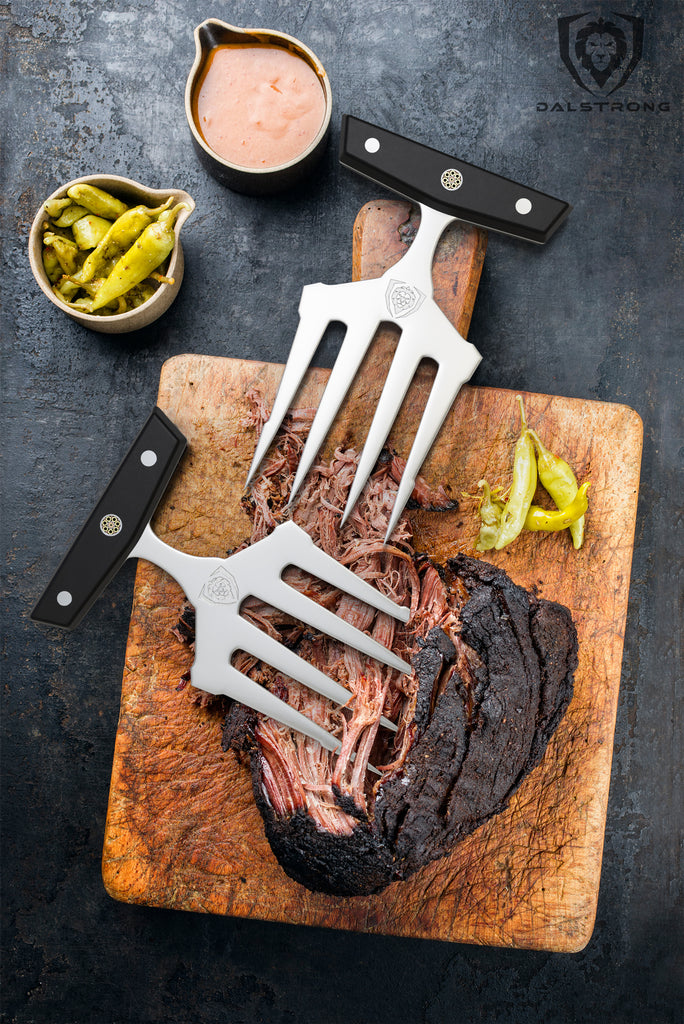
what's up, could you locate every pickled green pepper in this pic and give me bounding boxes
[43,232,80,275]
[494,398,537,550]
[90,204,186,312]
[75,199,172,284]
[524,482,590,531]
[527,428,585,549]
[475,480,505,551]
[44,197,71,219]
[53,204,90,228]
[42,244,62,283]
[71,214,113,250]
[66,183,128,220]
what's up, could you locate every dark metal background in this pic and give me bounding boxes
[2,1,681,1021]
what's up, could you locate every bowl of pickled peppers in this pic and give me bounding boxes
[29,175,195,333]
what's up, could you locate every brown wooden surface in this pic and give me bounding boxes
[101,201,642,951]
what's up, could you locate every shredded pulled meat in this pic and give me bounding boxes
[235,390,465,828]
[173,390,578,896]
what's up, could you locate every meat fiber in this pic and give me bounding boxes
[174,393,578,896]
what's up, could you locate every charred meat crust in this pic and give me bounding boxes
[266,560,577,896]
[221,701,256,753]
[253,761,399,897]
[373,556,577,882]
[373,627,470,879]
[257,806,399,897]
[450,553,577,778]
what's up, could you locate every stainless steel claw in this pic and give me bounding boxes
[130,519,409,754]
[246,204,482,541]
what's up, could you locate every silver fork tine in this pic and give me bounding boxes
[237,615,398,732]
[288,315,380,505]
[276,521,410,628]
[340,301,484,536]
[192,612,395,743]
[265,579,409,680]
[340,340,425,528]
[382,363,464,541]
[382,315,483,541]
[245,284,333,488]
[193,655,344,755]
[231,615,354,707]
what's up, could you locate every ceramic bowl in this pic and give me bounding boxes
[185,19,332,195]
[28,174,195,334]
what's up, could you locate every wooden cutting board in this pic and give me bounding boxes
[102,201,642,951]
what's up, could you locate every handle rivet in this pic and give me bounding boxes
[57,590,73,607]
[100,513,123,537]
[140,449,158,467]
[441,168,463,191]
[364,137,380,154]
[515,197,532,215]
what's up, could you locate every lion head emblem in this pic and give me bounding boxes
[558,12,643,96]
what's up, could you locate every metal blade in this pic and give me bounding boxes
[232,617,394,731]
[245,285,332,487]
[192,656,343,754]
[238,615,356,704]
[264,578,408,685]
[289,317,379,504]
[277,521,411,627]
[383,329,483,541]
[340,340,425,527]
[191,613,393,766]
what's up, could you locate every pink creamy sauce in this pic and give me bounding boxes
[194,45,326,169]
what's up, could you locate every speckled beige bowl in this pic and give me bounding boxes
[28,174,195,334]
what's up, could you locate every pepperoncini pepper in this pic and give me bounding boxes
[66,183,128,220]
[471,396,590,552]
[42,232,80,275]
[524,482,590,531]
[527,427,586,549]
[475,480,505,551]
[75,198,173,284]
[90,204,187,312]
[42,244,61,283]
[71,214,113,250]
[44,197,71,219]
[494,398,537,550]
[53,204,90,228]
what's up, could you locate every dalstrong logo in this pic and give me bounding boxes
[385,280,425,319]
[537,10,669,113]
[558,12,644,96]
[200,566,240,605]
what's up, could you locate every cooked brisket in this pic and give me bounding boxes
[174,393,578,896]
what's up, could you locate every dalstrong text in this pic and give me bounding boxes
[537,100,670,112]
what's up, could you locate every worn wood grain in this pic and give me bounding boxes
[102,201,642,950]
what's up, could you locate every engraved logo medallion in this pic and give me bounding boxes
[200,566,240,605]
[385,279,426,319]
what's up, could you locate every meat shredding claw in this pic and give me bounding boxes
[31,408,410,756]
[246,116,572,541]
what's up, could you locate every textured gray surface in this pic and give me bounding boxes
[2,1,682,1022]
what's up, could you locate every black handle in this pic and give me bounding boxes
[339,115,571,244]
[31,407,187,630]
